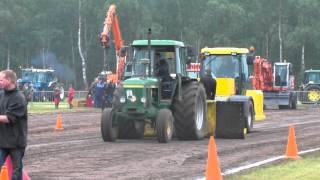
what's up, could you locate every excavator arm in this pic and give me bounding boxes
[100,4,125,83]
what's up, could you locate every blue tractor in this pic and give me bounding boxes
[17,68,57,101]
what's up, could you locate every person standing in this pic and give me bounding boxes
[53,84,61,109]
[68,84,75,109]
[59,83,65,101]
[200,69,217,100]
[0,70,28,180]
[94,77,106,108]
[22,83,33,105]
[102,80,115,109]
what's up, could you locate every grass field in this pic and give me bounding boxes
[225,151,320,180]
[27,101,97,113]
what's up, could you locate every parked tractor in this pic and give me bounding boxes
[101,31,207,143]
[300,69,320,103]
[17,68,57,101]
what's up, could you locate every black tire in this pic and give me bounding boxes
[118,120,144,139]
[305,85,320,103]
[156,109,174,143]
[172,81,207,140]
[101,108,118,142]
[246,101,254,133]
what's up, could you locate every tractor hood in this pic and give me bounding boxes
[122,77,159,88]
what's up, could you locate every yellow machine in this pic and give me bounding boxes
[201,47,265,138]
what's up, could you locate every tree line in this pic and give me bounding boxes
[0,0,319,89]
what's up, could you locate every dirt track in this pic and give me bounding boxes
[24,106,320,180]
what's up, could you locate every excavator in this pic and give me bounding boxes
[100,4,125,84]
[252,55,297,109]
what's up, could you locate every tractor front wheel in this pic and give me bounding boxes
[246,101,254,133]
[156,109,174,143]
[101,108,118,142]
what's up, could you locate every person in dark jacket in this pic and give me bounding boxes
[0,70,28,180]
[155,53,171,82]
[200,69,217,100]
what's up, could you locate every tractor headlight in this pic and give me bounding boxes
[140,97,146,103]
[120,97,126,103]
[130,96,137,102]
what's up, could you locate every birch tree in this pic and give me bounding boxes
[78,0,88,89]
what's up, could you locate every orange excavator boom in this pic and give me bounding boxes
[100,4,125,83]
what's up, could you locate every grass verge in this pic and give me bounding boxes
[225,151,320,180]
[27,101,99,114]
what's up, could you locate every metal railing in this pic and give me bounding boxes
[22,90,88,102]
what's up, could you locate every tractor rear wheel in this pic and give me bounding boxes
[172,81,207,140]
[156,109,174,143]
[306,85,320,103]
[101,108,118,142]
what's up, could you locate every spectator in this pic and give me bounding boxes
[102,80,115,109]
[86,90,93,107]
[90,78,98,107]
[0,70,28,180]
[94,78,106,108]
[68,84,75,109]
[60,83,65,101]
[53,84,61,109]
[22,83,33,105]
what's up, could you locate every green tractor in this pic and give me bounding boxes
[300,69,320,103]
[101,34,207,143]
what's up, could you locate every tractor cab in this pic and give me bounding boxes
[124,40,188,100]
[17,68,56,91]
[200,48,250,95]
[302,70,320,85]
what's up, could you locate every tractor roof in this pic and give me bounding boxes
[305,69,320,73]
[201,47,249,55]
[132,40,185,47]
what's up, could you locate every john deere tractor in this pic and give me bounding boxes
[300,69,320,103]
[101,34,207,143]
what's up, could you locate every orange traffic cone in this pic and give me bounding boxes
[55,114,64,130]
[285,125,300,159]
[205,136,222,180]
[0,165,9,180]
